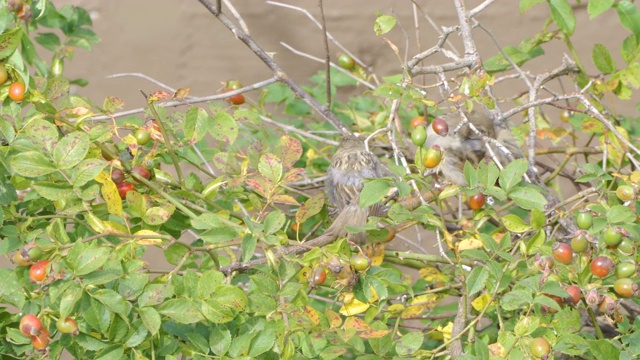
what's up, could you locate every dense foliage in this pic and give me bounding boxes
[1,0,640,359]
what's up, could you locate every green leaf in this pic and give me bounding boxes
[499,158,528,192]
[81,295,111,333]
[484,45,544,73]
[210,110,238,144]
[185,332,210,354]
[23,119,59,152]
[592,44,616,74]
[607,204,636,224]
[502,214,530,233]
[258,153,283,182]
[10,151,57,177]
[534,294,562,312]
[139,307,161,335]
[210,327,232,355]
[501,289,533,311]
[373,83,403,99]
[360,179,391,209]
[0,27,22,60]
[70,247,111,276]
[530,209,546,230]
[588,339,621,359]
[184,106,212,143]
[249,321,276,357]
[215,284,249,313]
[32,181,74,201]
[464,162,478,188]
[54,132,90,169]
[263,210,285,235]
[92,288,131,320]
[477,161,499,189]
[158,298,204,324]
[0,175,17,205]
[549,0,576,35]
[143,206,173,225]
[138,284,174,307]
[34,32,61,51]
[622,35,640,64]
[202,299,236,324]
[616,1,640,38]
[72,158,108,187]
[484,186,507,202]
[395,332,424,356]
[509,186,547,210]
[75,334,109,351]
[519,0,545,13]
[94,344,125,360]
[374,14,396,35]
[124,320,148,348]
[588,0,614,19]
[467,266,489,296]
[0,118,15,144]
[200,226,240,244]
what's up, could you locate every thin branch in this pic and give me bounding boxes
[197,0,351,136]
[318,0,331,108]
[260,115,338,146]
[280,42,376,90]
[92,76,279,121]
[267,1,374,73]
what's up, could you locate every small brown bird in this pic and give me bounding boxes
[425,105,523,186]
[325,136,384,242]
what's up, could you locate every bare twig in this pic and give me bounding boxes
[318,0,331,108]
[197,0,352,136]
[267,1,374,74]
[260,115,338,146]
[92,76,279,121]
[280,42,376,90]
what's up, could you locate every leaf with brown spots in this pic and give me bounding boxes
[295,193,325,224]
[0,27,22,59]
[211,111,238,145]
[277,135,303,168]
[272,194,299,206]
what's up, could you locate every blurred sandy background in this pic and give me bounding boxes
[57,1,635,114]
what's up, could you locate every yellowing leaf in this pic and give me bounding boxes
[402,294,439,318]
[272,194,300,206]
[325,309,342,329]
[456,237,484,251]
[488,342,506,357]
[472,293,495,312]
[435,322,453,343]
[304,306,320,326]
[173,87,190,99]
[360,330,391,339]
[94,171,110,183]
[387,304,405,315]
[340,297,370,316]
[418,266,445,283]
[94,171,124,217]
[343,316,371,331]
[134,229,163,245]
[364,243,385,266]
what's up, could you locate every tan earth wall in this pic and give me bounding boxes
[55,0,636,115]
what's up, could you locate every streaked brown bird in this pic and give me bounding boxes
[325,136,384,242]
[425,104,523,186]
